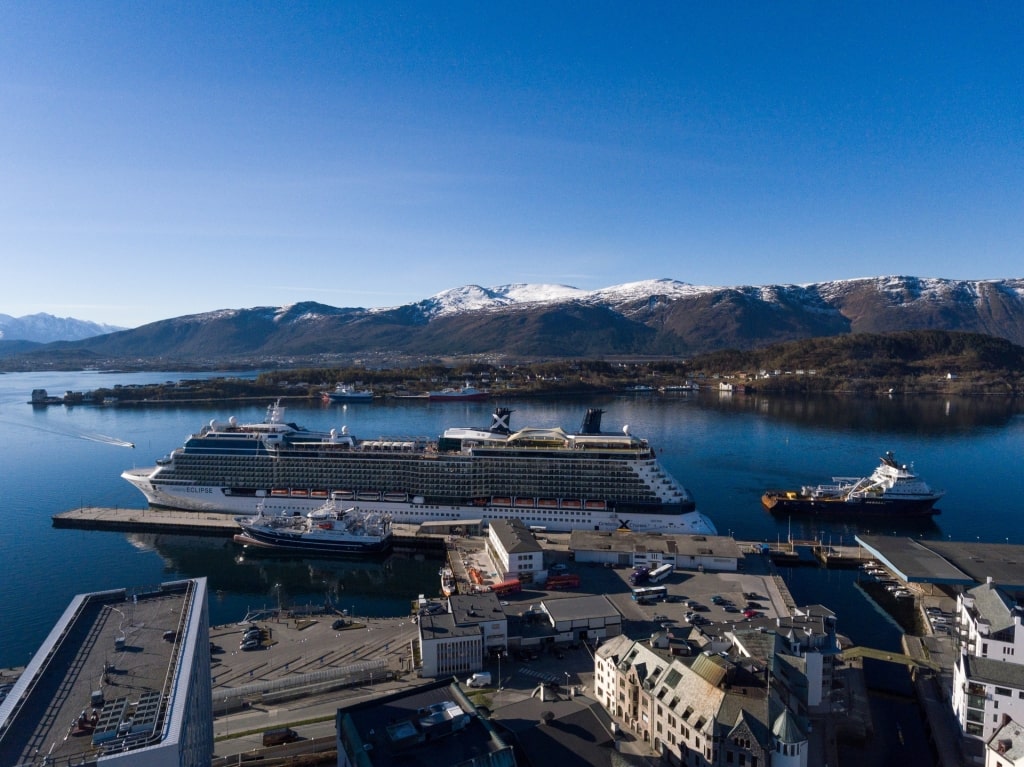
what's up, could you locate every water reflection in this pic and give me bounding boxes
[125,533,442,625]
[689,391,1023,434]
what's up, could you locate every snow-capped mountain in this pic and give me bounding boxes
[7,276,1024,364]
[0,313,124,343]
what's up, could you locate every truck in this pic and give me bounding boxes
[629,567,650,586]
[466,672,492,688]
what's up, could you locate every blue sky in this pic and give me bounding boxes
[1,3,1020,328]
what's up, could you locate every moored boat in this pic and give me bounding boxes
[761,451,943,517]
[324,383,374,403]
[427,384,489,401]
[233,495,392,555]
[122,402,716,535]
[440,566,456,597]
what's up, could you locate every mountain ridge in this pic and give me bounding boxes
[5,276,1024,365]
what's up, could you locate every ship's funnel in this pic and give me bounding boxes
[580,408,604,434]
[490,407,513,434]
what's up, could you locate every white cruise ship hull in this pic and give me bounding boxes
[121,469,717,535]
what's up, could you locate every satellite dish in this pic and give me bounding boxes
[622,424,630,436]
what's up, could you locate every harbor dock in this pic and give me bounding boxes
[51,506,444,552]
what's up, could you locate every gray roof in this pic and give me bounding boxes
[491,518,542,554]
[856,535,974,585]
[337,680,514,767]
[988,716,1024,762]
[570,530,740,559]
[772,708,807,744]
[494,696,645,767]
[968,580,1018,634]
[418,612,481,640]
[0,579,206,767]
[964,654,1024,689]
[857,535,1024,590]
[450,592,508,625]
[543,594,620,622]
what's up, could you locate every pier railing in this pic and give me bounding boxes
[214,657,387,710]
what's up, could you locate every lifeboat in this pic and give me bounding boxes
[383,492,408,502]
[290,489,309,497]
[310,489,329,499]
[560,499,582,509]
[270,489,290,497]
[584,499,607,510]
[490,497,512,507]
[514,497,536,508]
[537,498,558,508]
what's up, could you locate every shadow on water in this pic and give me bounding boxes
[779,567,938,766]
[125,533,443,625]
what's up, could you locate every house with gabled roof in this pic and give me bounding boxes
[594,631,809,766]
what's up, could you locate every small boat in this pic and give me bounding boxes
[761,451,943,517]
[440,566,456,597]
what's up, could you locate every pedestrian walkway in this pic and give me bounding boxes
[517,666,562,685]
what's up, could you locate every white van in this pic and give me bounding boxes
[466,672,492,688]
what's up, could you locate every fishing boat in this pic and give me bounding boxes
[761,451,943,517]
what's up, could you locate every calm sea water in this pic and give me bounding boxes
[2,371,1023,674]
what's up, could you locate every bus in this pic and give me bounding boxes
[490,578,522,596]
[648,563,674,583]
[631,585,668,602]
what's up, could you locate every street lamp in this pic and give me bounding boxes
[564,671,570,695]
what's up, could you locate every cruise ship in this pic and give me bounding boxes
[122,402,717,534]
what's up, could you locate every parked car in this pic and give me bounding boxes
[262,728,299,747]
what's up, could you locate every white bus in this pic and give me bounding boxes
[648,563,674,583]
[631,585,668,602]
